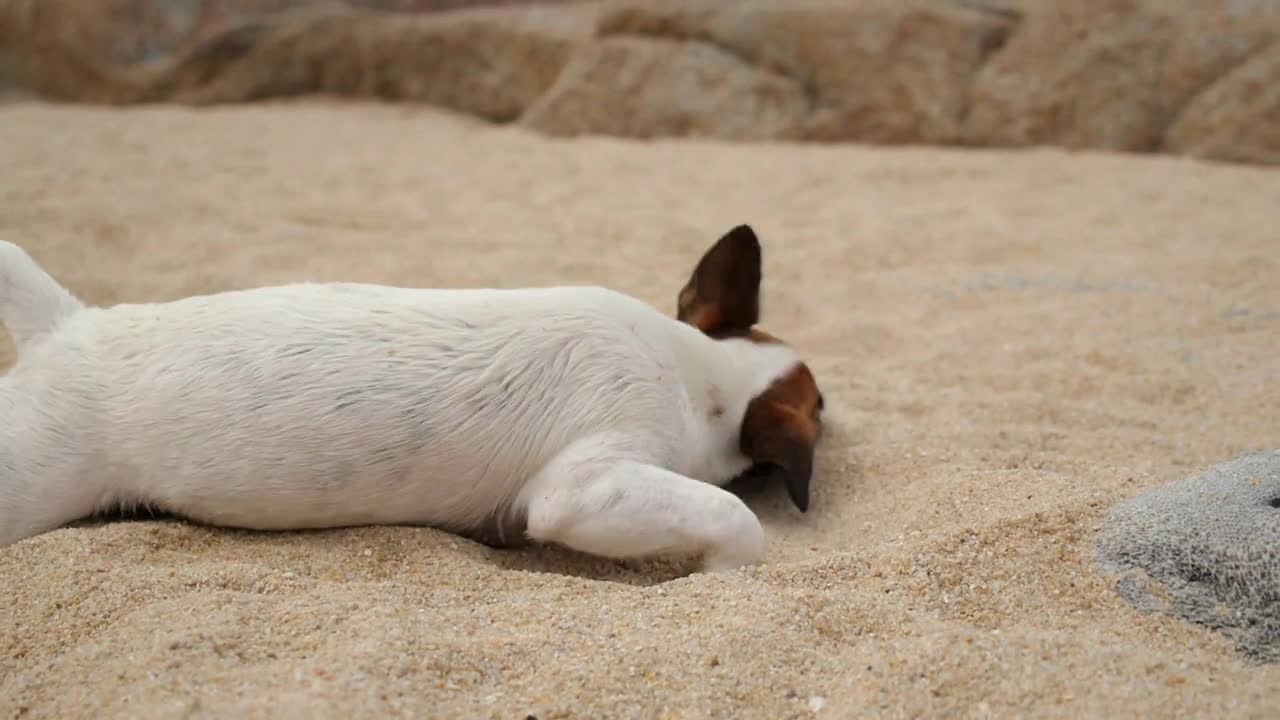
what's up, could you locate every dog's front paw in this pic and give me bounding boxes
[699,513,765,573]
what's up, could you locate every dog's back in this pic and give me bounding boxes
[14,281,689,541]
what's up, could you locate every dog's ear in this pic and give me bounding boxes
[739,365,822,513]
[677,224,762,335]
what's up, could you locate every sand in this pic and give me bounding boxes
[0,100,1277,719]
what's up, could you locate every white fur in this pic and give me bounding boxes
[0,241,800,571]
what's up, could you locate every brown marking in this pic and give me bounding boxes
[739,363,823,513]
[706,386,727,420]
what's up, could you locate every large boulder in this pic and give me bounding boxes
[1097,450,1280,663]
[0,0,594,111]
[531,0,1280,163]
[965,0,1280,154]
[554,0,1014,144]
[0,0,1277,165]
[1165,41,1280,165]
[520,35,811,140]
[0,0,200,71]
[154,5,588,120]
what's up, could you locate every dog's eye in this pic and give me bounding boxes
[816,394,825,412]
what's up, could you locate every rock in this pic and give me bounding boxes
[157,5,587,121]
[966,0,1280,154]
[0,0,591,71]
[1165,41,1280,165]
[0,0,1278,165]
[520,35,811,140]
[1096,449,1280,663]
[0,0,594,116]
[592,0,1014,144]
[0,0,180,102]
[0,0,201,69]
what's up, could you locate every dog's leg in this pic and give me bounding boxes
[0,479,95,549]
[0,240,83,352]
[523,438,765,572]
[0,386,105,549]
[0,462,108,548]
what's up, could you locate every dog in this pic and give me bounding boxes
[0,225,824,572]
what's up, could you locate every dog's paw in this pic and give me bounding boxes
[699,514,765,573]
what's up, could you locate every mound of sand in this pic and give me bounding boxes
[1,0,1278,164]
[1098,450,1280,663]
[1,101,1278,717]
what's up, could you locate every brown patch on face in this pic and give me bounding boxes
[739,363,824,512]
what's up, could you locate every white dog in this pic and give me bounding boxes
[0,225,823,572]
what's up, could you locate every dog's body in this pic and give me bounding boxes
[0,226,823,571]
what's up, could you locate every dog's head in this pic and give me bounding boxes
[676,224,824,512]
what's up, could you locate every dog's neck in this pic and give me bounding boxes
[665,320,801,486]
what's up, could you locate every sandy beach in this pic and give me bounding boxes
[1,100,1277,718]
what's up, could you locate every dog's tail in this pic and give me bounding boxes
[0,241,84,354]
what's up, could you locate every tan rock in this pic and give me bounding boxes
[158,5,588,121]
[966,0,1280,153]
[0,0,592,72]
[2,0,1278,165]
[0,0,190,102]
[0,0,201,68]
[595,0,1014,144]
[0,0,594,118]
[1165,42,1280,165]
[520,35,810,139]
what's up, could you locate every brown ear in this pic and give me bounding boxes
[677,224,762,335]
[739,365,822,513]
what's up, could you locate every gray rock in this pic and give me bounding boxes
[1097,449,1280,663]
